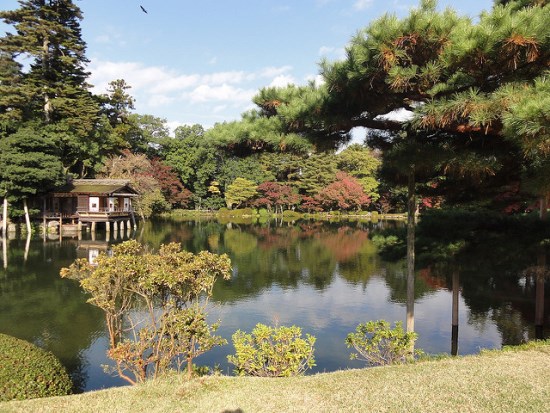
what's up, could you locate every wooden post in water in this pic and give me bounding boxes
[406,163,416,334]
[451,269,459,356]
[535,249,546,339]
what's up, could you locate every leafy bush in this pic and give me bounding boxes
[228,324,316,377]
[346,320,418,366]
[61,240,232,384]
[0,333,72,401]
[282,210,303,219]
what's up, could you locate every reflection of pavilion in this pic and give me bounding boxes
[76,240,111,264]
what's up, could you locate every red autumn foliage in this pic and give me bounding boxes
[300,196,323,212]
[316,172,371,211]
[255,181,301,212]
[148,158,192,208]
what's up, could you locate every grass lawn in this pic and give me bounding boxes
[2,342,549,413]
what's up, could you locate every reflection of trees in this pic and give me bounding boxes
[381,261,436,304]
[209,222,380,303]
[415,210,550,345]
[224,229,258,256]
[0,239,105,392]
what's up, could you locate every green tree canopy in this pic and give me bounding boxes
[0,126,65,202]
[0,0,105,176]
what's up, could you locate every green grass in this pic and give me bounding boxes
[2,341,549,413]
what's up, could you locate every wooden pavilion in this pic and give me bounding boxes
[43,179,139,233]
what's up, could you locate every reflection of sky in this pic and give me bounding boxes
[204,272,504,376]
[413,290,501,355]
[80,335,127,391]
[2,224,536,392]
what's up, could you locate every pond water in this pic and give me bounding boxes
[0,218,547,392]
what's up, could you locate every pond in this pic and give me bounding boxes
[0,218,547,392]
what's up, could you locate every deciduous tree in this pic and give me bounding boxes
[316,172,371,211]
[225,178,258,209]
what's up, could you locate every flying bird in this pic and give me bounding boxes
[140,5,148,14]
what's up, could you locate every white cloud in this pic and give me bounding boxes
[269,74,296,88]
[354,0,374,10]
[259,65,293,78]
[147,94,175,108]
[88,58,299,125]
[319,46,335,56]
[202,71,250,85]
[213,105,228,113]
[149,74,200,94]
[318,46,346,59]
[165,120,185,133]
[187,84,256,103]
[305,74,326,86]
[95,34,111,44]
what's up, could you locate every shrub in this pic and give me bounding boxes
[0,333,72,401]
[228,324,316,377]
[282,210,303,219]
[61,241,232,384]
[346,320,418,366]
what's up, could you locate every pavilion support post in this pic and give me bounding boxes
[59,214,62,238]
[131,212,137,230]
[105,221,110,233]
[91,221,96,233]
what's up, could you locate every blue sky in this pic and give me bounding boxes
[1,0,494,131]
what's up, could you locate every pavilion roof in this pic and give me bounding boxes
[51,179,139,197]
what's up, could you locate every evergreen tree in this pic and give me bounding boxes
[0,51,27,134]
[0,126,65,227]
[0,0,102,175]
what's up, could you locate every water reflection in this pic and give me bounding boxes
[0,218,547,391]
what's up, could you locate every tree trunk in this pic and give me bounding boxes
[42,34,52,123]
[540,196,548,220]
[2,197,7,238]
[24,232,31,262]
[406,163,416,334]
[23,199,32,235]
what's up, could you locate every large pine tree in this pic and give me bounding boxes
[0,0,102,176]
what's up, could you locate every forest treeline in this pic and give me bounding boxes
[0,0,548,219]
